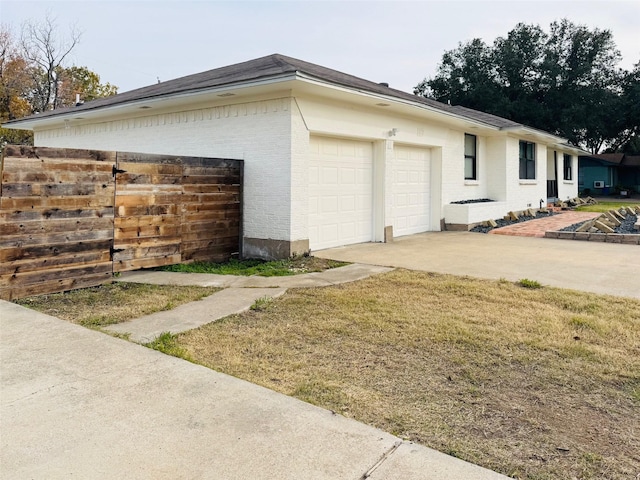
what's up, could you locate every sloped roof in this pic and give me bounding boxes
[582,153,640,167]
[4,53,529,131]
[622,155,640,167]
[447,105,521,129]
[589,153,625,165]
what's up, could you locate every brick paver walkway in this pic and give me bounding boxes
[489,211,601,238]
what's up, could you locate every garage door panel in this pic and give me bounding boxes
[322,140,339,155]
[321,166,338,184]
[340,168,356,184]
[309,136,373,250]
[341,195,356,212]
[321,196,338,214]
[309,165,319,183]
[393,145,431,237]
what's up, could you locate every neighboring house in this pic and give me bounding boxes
[2,54,584,259]
[579,153,640,196]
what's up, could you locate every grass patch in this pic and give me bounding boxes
[576,201,638,213]
[250,296,273,312]
[15,282,220,327]
[173,270,640,480]
[158,256,349,277]
[518,278,542,289]
[144,332,192,360]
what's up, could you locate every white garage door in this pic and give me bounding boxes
[309,136,373,250]
[392,145,431,237]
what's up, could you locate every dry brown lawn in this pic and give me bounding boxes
[173,270,640,480]
[15,282,220,327]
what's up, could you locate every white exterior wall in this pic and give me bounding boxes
[34,98,296,243]
[440,131,492,204]
[294,96,447,239]
[504,137,547,212]
[290,100,310,241]
[556,152,578,201]
[485,136,508,201]
[445,138,579,226]
[29,88,580,246]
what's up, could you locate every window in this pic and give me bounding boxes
[519,140,536,179]
[563,153,572,180]
[464,133,477,180]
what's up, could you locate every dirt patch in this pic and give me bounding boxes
[280,256,347,274]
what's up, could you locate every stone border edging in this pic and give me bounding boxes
[545,231,640,244]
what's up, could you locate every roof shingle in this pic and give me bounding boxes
[4,53,538,132]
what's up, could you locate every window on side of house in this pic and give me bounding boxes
[464,133,477,180]
[519,140,536,180]
[563,153,572,180]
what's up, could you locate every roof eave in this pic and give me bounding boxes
[500,125,565,143]
[294,72,506,131]
[2,72,301,131]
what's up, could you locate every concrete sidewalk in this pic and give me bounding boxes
[106,263,393,342]
[1,301,510,480]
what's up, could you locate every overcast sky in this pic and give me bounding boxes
[2,0,639,95]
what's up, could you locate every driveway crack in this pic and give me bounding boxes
[358,440,402,479]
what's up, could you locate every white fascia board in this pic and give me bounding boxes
[556,143,590,155]
[3,73,300,131]
[500,125,568,144]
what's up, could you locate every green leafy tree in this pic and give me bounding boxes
[58,66,118,106]
[416,19,634,153]
[415,38,506,113]
[616,62,640,153]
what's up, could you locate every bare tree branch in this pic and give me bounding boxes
[19,13,82,111]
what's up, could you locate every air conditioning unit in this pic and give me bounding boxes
[594,181,605,188]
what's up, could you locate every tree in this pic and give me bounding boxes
[415,38,506,113]
[0,17,118,145]
[415,19,634,153]
[58,66,118,106]
[19,14,81,112]
[0,26,34,144]
[615,61,640,153]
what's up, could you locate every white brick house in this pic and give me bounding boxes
[3,54,584,259]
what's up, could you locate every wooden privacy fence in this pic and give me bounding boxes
[0,145,243,300]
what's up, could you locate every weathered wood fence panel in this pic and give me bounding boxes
[1,146,243,299]
[112,153,184,272]
[180,158,242,263]
[0,146,115,300]
[112,153,243,272]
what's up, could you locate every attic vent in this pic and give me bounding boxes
[379,82,389,87]
[376,103,390,107]
[217,93,235,97]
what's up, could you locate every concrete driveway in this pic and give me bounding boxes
[316,232,640,300]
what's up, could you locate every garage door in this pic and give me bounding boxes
[392,145,431,237]
[309,136,373,250]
